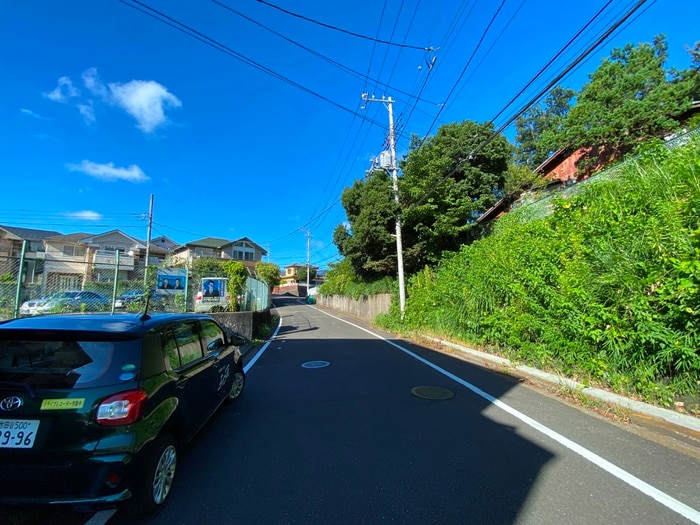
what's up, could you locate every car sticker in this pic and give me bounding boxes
[122,364,136,372]
[119,372,136,381]
[40,399,85,410]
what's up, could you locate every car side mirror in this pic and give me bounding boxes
[207,338,224,351]
[228,334,247,347]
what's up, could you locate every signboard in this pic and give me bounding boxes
[156,268,187,295]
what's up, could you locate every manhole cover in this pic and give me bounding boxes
[411,385,454,400]
[301,360,330,369]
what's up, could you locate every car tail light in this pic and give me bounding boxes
[96,389,148,426]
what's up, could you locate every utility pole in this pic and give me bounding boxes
[361,93,406,317]
[305,229,311,295]
[144,194,154,288]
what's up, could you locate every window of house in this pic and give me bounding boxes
[103,245,126,254]
[62,245,86,257]
[58,275,82,289]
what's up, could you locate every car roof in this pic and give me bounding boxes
[0,312,216,337]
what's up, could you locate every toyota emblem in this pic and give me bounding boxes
[0,396,23,411]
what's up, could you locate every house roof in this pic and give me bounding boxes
[534,147,570,174]
[173,236,268,255]
[176,237,230,250]
[0,225,62,241]
[44,232,93,243]
[225,237,267,254]
[79,230,146,248]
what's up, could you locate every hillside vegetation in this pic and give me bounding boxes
[377,139,700,409]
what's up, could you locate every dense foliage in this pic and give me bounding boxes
[515,35,697,175]
[318,258,394,299]
[333,120,512,279]
[255,261,281,288]
[514,86,574,168]
[378,140,700,406]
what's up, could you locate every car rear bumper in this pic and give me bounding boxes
[0,452,133,506]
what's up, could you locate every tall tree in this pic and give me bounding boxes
[515,86,575,168]
[399,119,512,271]
[333,168,397,280]
[558,35,694,173]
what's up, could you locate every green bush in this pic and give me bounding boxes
[378,137,700,405]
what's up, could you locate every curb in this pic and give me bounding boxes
[424,335,700,435]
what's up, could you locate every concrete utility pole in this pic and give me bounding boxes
[144,194,154,288]
[361,93,406,317]
[305,229,311,295]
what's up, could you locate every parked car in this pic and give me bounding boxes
[19,291,111,316]
[0,312,247,517]
[114,290,167,311]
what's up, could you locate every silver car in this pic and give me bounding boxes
[19,291,111,316]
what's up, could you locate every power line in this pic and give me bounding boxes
[253,0,433,51]
[409,0,652,210]
[211,0,440,107]
[118,0,387,129]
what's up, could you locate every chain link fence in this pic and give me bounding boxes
[0,253,271,320]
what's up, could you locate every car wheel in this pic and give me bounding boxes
[126,433,177,518]
[226,366,245,402]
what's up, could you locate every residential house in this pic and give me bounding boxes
[170,237,267,273]
[0,225,61,283]
[275,263,322,296]
[42,230,173,290]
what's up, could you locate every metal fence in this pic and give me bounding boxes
[0,252,271,320]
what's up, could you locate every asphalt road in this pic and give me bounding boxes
[111,296,700,524]
[3,297,699,524]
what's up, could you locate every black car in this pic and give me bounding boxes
[0,312,246,517]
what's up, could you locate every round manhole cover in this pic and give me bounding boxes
[301,360,330,369]
[411,385,455,400]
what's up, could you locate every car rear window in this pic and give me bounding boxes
[0,337,142,389]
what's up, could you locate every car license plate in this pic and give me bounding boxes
[0,419,40,448]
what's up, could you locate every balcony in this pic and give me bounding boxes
[92,250,135,270]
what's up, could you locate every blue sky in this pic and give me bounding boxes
[1,0,697,271]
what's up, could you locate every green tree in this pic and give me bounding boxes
[296,266,317,283]
[399,119,513,271]
[558,35,694,173]
[255,261,281,289]
[515,86,575,168]
[333,168,398,280]
[192,257,225,275]
[222,260,248,299]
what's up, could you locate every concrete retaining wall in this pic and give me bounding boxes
[210,311,253,341]
[316,293,392,322]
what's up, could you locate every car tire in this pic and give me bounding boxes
[126,433,177,518]
[226,366,245,403]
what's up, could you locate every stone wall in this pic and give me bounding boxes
[315,293,392,323]
[210,311,253,341]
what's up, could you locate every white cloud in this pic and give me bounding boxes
[44,68,181,134]
[64,210,103,221]
[77,101,95,124]
[45,76,80,102]
[66,160,149,183]
[107,79,182,133]
[82,68,109,99]
[20,108,42,119]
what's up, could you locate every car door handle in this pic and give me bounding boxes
[176,376,189,388]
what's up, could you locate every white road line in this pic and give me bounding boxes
[309,306,700,525]
[243,315,282,373]
[84,509,116,525]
